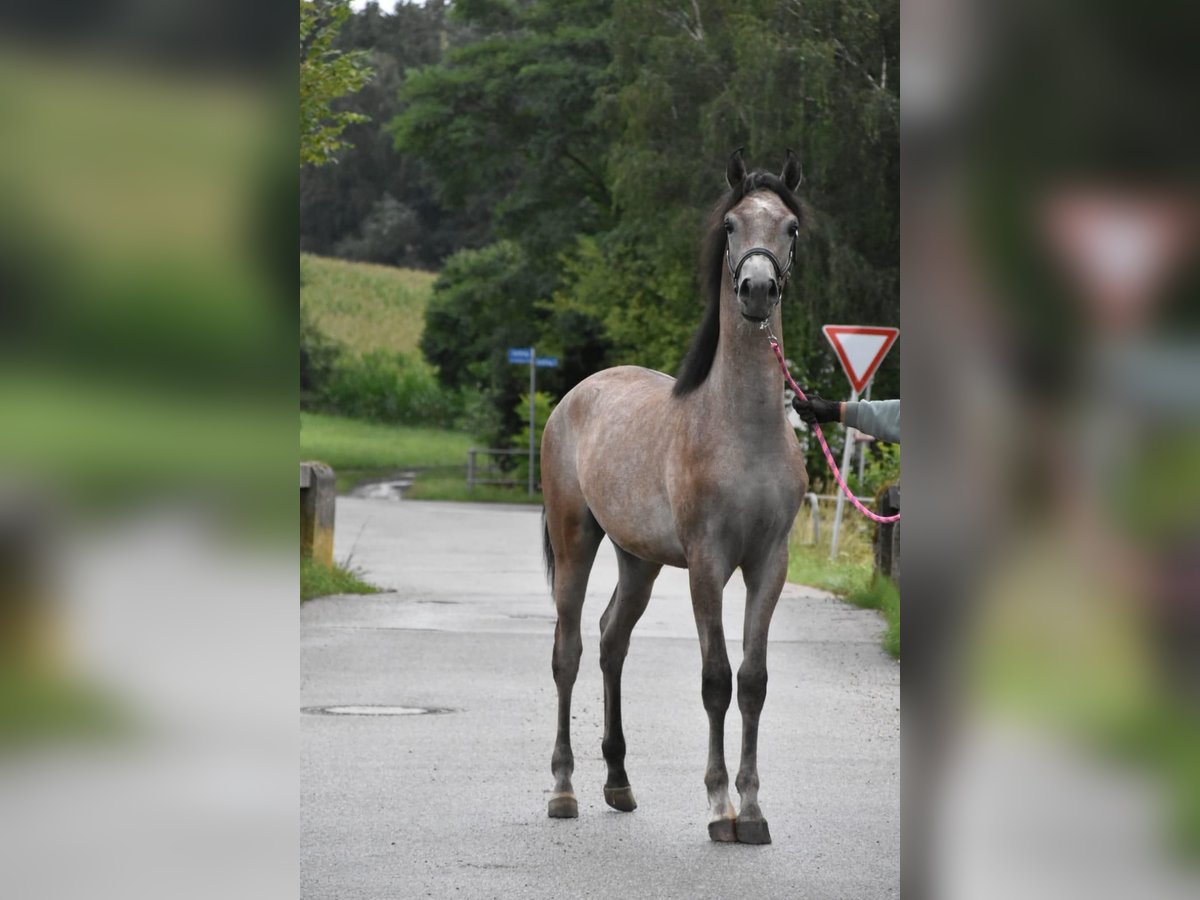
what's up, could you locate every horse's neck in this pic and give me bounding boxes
[699,289,787,433]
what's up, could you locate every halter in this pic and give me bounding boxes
[726,239,795,294]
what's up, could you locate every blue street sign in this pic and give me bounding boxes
[535,356,558,368]
[507,347,532,364]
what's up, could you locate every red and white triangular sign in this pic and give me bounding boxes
[822,325,899,394]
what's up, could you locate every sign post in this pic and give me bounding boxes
[821,325,899,559]
[508,347,558,495]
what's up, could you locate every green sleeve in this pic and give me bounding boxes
[843,399,900,443]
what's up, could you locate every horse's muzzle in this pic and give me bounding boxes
[738,274,780,322]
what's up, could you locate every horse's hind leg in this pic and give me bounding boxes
[546,504,603,819]
[599,547,660,812]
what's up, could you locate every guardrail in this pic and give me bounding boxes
[466,448,539,492]
[797,491,876,545]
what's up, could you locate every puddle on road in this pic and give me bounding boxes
[347,471,418,501]
[302,705,455,717]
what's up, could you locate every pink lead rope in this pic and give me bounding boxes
[767,335,900,524]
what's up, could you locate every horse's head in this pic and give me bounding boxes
[676,152,810,396]
[721,148,805,323]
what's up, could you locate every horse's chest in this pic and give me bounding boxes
[675,446,804,542]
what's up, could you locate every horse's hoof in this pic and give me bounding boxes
[547,793,578,818]
[707,818,737,842]
[735,818,772,844]
[604,785,637,812]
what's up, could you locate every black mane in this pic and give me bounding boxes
[672,171,809,397]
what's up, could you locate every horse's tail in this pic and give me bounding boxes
[542,506,555,592]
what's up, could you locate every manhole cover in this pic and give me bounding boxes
[302,705,454,717]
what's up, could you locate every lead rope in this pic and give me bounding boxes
[766,332,900,524]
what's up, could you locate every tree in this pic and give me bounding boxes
[419,241,549,445]
[384,0,899,460]
[300,0,374,167]
[300,1,481,267]
[391,0,615,263]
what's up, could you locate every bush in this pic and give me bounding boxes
[321,349,459,428]
[301,306,341,409]
[509,391,556,487]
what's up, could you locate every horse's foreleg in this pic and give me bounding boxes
[689,563,737,842]
[734,546,788,844]
[599,549,660,812]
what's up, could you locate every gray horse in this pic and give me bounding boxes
[541,150,809,844]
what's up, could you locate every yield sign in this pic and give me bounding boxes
[822,325,899,394]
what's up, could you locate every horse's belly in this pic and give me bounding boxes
[591,498,688,568]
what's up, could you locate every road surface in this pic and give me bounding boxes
[301,498,899,898]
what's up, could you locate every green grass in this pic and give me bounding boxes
[300,254,436,356]
[847,574,900,659]
[300,557,381,602]
[787,507,899,659]
[299,412,551,501]
[300,412,474,471]
[787,542,872,595]
[407,468,543,504]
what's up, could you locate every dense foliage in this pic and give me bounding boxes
[300,0,898,473]
[300,1,374,167]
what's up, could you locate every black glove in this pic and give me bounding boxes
[791,391,841,426]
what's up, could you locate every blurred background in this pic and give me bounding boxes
[0,2,296,899]
[903,0,1200,897]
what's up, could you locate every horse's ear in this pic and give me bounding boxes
[781,148,803,191]
[726,147,746,189]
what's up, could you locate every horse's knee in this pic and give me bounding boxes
[737,661,768,714]
[701,659,732,712]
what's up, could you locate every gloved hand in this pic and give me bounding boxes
[791,391,841,427]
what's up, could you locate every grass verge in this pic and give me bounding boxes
[846,573,901,659]
[787,508,900,659]
[406,469,543,505]
[300,412,474,471]
[300,557,381,602]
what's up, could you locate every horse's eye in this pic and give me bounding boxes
[724,220,734,234]
[788,222,799,237]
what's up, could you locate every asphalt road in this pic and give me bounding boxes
[301,498,899,899]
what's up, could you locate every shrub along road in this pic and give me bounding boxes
[301,498,899,898]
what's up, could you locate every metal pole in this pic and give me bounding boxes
[529,347,536,496]
[829,388,858,560]
[857,377,873,485]
[467,449,476,491]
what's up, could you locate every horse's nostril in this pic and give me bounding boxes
[768,281,779,299]
[739,277,752,299]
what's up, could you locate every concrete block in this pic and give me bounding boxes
[300,462,336,566]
